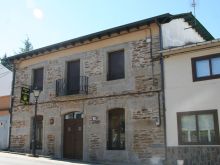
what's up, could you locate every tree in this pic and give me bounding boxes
[18,37,33,53]
[0,53,13,71]
[1,37,34,71]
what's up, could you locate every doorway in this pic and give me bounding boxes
[63,112,83,159]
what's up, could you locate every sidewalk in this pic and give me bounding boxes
[0,151,99,165]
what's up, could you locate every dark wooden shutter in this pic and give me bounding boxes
[67,60,80,94]
[108,50,125,80]
[33,68,43,90]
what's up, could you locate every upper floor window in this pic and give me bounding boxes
[192,54,220,81]
[67,60,80,95]
[177,110,220,145]
[33,68,43,90]
[107,50,125,81]
[107,108,125,150]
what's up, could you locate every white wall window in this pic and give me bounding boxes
[177,110,220,145]
[192,54,220,81]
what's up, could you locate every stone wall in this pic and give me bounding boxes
[167,146,220,165]
[10,32,164,164]
[10,135,27,152]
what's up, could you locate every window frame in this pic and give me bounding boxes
[66,60,80,95]
[107,108,125,150]
[30,115,43,150]
[32,67,44,90]
[107,50,125,81]
[191,54,220,81]
[177,110,220,145]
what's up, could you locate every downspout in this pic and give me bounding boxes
[146,25,161,127]
[8,63,15,150]
[146,26,154,82]
[155,20,167,163]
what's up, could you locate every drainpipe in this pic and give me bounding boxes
[146,25,161,127]
[146,26,154,82]
[8,63,15,150]
[155,19,167,163]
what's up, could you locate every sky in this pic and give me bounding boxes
[0,0,219,95]
[0,0,220,58]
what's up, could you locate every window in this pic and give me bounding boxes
[107,50,125,81]
[31,115,43,149]
[64,112,83,120]
[33,68,44,90]
[107,109,125,150]
[177,110,219,145]
[67,60,80,94]
[192,54,220,81]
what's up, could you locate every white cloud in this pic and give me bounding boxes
[26,0,36,9]
[33,8,44,20]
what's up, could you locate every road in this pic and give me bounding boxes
[0,152,98,165]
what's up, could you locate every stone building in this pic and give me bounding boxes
[163,39,220,165]
[6,13,213,164]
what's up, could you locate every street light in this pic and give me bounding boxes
[32,87,41,157]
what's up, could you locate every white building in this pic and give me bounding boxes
[163,39,220,164]
[0,64,12,150]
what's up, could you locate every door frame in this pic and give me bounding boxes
[62,111,84,160]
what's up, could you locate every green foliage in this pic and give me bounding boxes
[0,53,13,71]
[18,37,33,53]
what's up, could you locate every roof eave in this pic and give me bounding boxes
[7,12,213,62]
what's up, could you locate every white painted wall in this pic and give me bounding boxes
[164,46,220,146]
[0,64,12,96]
[0,114,10,149]
[162,19,204,49]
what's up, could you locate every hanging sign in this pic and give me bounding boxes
[20,87,30,105]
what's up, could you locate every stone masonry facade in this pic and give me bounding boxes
[167,146,220,165]
[10,28,165,164]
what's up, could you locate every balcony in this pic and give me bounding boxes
[56,76,88,96]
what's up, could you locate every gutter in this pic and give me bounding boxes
[8,64,15,150]
[155,19,167,163]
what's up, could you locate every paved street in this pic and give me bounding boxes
[0,152,98,165]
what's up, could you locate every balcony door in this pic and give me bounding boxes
[67,60,80,95]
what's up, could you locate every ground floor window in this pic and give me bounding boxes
[107,108,125,150]
[31,115,43,149]
[177,110,219,145]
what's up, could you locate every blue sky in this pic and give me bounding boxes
[0,0,220,57]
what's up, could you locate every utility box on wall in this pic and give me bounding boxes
[0,115,10,150]
[0,95,11,150]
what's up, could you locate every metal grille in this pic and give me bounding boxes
[56,76,88,96]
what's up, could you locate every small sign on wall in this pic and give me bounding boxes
[49,118,54,125]
[20,87,30,105]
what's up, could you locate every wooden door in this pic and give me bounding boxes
[63,118,83,159]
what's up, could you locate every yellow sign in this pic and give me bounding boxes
[20,87,30,105]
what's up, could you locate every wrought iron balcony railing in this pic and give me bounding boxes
[56,76,88,96]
